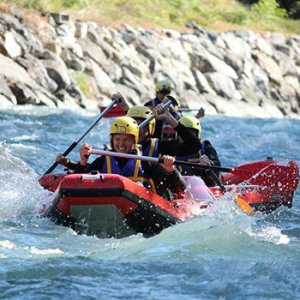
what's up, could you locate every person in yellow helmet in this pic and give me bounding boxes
[57,112,186,199]
[176,116,221,186]
[144,80,206,138]
[126,105,201,158]
[143,80,182,138]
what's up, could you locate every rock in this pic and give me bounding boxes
[0,9,298,117]
[207,72,242,100]
[2,31,22,58]
[192,50,238,79]
[89,59,116,97]
[252,50,283,85]
[41,52,72,89]
[0,94,15,106]
[192,69,216,95]
[17,55,58,92]
[0,75,17,104]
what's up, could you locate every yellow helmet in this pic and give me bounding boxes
[165,95,180,109]
[179,116,201,138]
[156,80,171,94]
[110,116,139,144]
[126,106,155,136]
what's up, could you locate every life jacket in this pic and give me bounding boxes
[142,138,159,157]
[101,145,156,191]
[151,97,160,109]
[176,141,206,175]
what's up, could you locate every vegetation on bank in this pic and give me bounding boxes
[0,0,299,34]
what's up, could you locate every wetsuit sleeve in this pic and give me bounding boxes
[73,156,105,173]
[157,122,201,156]
[144,100,152,108]
[190,140,221,187]
[203,140,221,167]
[61,159,80,171]
[143,162,186,199]
[164,170,186,198]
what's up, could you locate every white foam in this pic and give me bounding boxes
[28,246,64,255]
[247,226,290,245]
[0,142,49,222]
[0,240,16,249]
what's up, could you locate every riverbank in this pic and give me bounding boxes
[0,8,299,117]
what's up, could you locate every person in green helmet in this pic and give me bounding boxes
[176,116,221,186]
[126,105,201,157]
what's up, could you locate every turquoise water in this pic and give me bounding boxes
[0,106,300,299]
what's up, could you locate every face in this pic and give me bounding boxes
[188,128,199,138]
[134,118,149,143]
[156,92,168,102]
[112,134,135,153]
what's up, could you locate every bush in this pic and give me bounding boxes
[252,0,287,21]
[222,10,249,24]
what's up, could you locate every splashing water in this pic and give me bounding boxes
[0,106,300,299]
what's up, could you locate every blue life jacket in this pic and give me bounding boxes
[101,145,155,190]
[149,97,160,109]
[176,141,206,175]
[142,138,159,157]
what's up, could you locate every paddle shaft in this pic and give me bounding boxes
[178,108,202,112]
[43,99,119,175]
[90,149,232,173]
[139,99,173,129]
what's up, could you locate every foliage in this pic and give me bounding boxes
[70,71,93,98]
[238,0,300,18]
[0,0,299,33]
[251,0,287,21]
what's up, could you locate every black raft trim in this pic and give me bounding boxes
[45,187,180,228]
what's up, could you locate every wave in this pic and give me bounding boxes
[0,141,50,222]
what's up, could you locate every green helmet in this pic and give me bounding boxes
[126,106,155,136]
[179,116,201,138]
[156,80,172,94]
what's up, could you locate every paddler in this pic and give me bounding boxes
[57,116,186,200]
[176,116,221,187]
[125,104,201,157]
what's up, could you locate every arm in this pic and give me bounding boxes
[157,122,201,156]
[113,92,130,113]
[203,140,221,167]
[158,155,186,199]
[56,154,79,171]
[73,156,105,173]
[73,143,106,173]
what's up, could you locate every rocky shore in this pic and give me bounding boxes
[0,10,299,117]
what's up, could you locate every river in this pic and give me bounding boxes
[0,105,299,299]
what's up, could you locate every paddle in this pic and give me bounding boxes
[99,105,126,117]
[178,108,203,112]
[206,169,255,215]
[42,99,119,176]
[90,149,232,173]
[98,95,177,120]
[139,98,173,129]
[89,149,255,215]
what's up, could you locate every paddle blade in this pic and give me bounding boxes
[99,106,126,117]
[234,197,256,216]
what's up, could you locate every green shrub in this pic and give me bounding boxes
[251,0,287,21]
[222,10,249,24]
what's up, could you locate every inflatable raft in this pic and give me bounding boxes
[39,158,299,238]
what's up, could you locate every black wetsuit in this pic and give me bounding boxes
[142,122,201,156]
[179,140,221,187]
[144,97,181,139]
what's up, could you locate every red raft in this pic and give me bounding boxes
[41,173,210,238]
[39,158,299,238]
